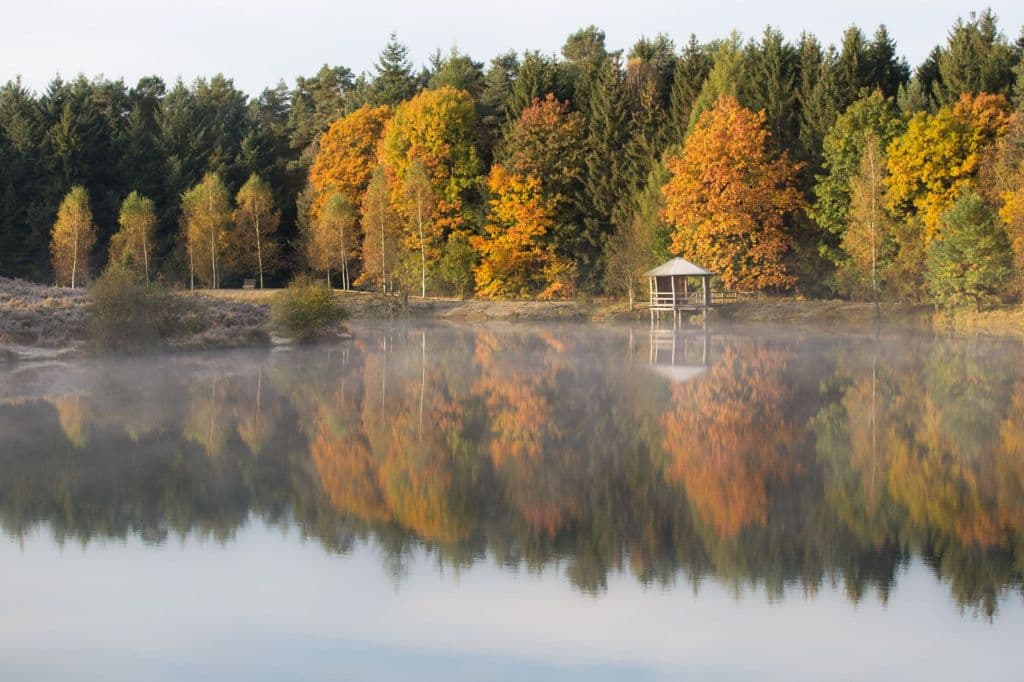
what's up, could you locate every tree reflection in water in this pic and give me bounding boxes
[0,325,1021,616]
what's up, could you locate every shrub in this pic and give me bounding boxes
[271,275,347,340]
[88,264,196,350]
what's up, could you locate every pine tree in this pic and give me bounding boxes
[926,191,1012,306]
[666,35,712,146]
[367,33,418,107]
[937,9,1017,103]
[865,25,910,98]
[743,27,800,155]
[581,54,631,287]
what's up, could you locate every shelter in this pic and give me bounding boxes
[644,258,713,324]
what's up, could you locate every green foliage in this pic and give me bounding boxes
[88,264,196,351]
[812,91,903,264]
[271,275,347,340]
[926,192,1013,306]
[439,233,477,299]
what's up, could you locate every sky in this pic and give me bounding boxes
[3,525,1022,680]
[2,1,1023,96]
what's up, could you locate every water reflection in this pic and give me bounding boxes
[0,324,1022,616]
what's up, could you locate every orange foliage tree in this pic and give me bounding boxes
[661,95,803,291]
[471,165,576,299]
[307,104,391,222]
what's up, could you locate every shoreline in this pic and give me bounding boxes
[2,277,1022,362]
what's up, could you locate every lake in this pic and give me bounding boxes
[1,322,1022,681]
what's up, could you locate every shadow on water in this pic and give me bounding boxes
[0,321,1022,617]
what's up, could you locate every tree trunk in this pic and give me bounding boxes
[254,210,264,289]
[418,197,426,298]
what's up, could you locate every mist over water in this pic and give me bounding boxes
[1,322,1022,679]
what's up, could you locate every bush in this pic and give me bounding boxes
[88,265,196,350]
[271,275,347,340]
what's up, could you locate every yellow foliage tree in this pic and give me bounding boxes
[307,193,358,289]
[471,165,576,300]
[661,96,803,291]
[109,191,156,282]
[50,185,97,288]
[886,92,1012,242]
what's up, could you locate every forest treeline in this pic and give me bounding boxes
[3,9,1024,302]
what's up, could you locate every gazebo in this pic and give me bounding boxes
[645,257,714,324]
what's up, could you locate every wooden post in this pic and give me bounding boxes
[702,276,710,308]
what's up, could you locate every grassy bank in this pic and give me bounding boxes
[207,287,1024,336]
[4,277,1023,363]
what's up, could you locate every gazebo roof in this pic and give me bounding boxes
[644,257,712,277]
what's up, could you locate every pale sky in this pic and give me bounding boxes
[3,1,1023,95]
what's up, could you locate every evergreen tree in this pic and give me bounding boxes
[865,25,910,98]
[580,54,631,288]
[937,9,1018,103]
[667,35,712,146]
[926,191,1012,306]
[366,33,418,107]
[689,33,745,132]
[743,27,800,154]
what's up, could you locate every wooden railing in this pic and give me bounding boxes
[649,290,706,307]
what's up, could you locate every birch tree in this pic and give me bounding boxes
[233,174,279,288]
[109,191,156,281]
[182,172,231,289]
[50,186,96,288]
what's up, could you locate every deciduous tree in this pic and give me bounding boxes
[181,172,231,289]
[359,166,400,292]
[662,96,803,291]
[109,191,156,281]
[471,165,575,299]
[50,185,96,288]
[886,92,1012,241]
[233,174,279,288]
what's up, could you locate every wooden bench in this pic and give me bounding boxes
[242,279,256,290]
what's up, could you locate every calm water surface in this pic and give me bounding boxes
[1,322,1022,681]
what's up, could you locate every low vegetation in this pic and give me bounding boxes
[270,275,348,340]
[88,265,201,351]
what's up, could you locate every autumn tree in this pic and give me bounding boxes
[402,161,438,297]
[926,191,1012,306]
[837,134,896,302]
[109,190,156,281]
[181,172,232,289]
[886,92,1012,241]
[662,96,803,291]
[307,105,391,221]
[471,165,575,299]
[359,166,400,292]
[378,86,481,230]
[979,116,1024,295]
[50,186,96,288]
[308,193,357,289]
[233,174,279,288]
[501,94,587,262]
